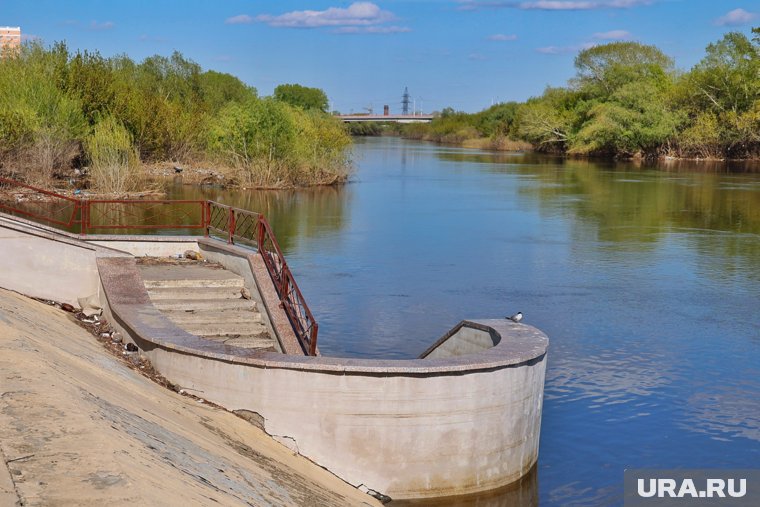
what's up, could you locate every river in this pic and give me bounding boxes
[170,136,759,505]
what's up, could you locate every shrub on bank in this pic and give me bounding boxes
[0,44,87,183]
[207,99,351,187]
[0,42,352,189]
[86,116,140,193]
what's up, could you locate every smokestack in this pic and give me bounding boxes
[384,105,389,116]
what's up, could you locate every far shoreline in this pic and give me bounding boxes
[353,133,760,165]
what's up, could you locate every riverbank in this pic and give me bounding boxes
[0,288,379,506]
[143,160,351,189]
[390,134,760,164]
[0,159,350,204]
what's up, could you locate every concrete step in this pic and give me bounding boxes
[139,265,244,289]
[202,335,277,350]
[143,277,244,289]
[183,321,269,337]
[137,261,278,352]
[146,286,246,300]
[152,298,255,312]
[161,309,262,325]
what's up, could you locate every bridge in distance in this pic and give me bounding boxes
[337,114,433,123]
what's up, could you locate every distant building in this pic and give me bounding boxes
[1,26,21,56]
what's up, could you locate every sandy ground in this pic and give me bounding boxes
[0,288,379,507]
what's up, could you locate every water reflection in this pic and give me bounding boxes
[388,466,538,507]
[681,385,760,443]
[167,184,351,254]
[435,151,760,285]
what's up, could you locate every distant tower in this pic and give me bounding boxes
[402,86,411,115]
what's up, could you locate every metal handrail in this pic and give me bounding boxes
[206,200,318,355]
[257,214,318,355]
[0,177,82,228]
[0,177,81,203]
[0,177,319,355]
[84,198,207,234]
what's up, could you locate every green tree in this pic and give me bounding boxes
[563,42,678,156]
[684,32,759,115]
[571,82,681,156]
[674,30,760,156]
[473,102,520,137]
[65,49,116,124]
[199,70,256,112]
[573,42,674,98]
[273,84,329,112]
[0,41,86,180]
[516,88,580,150]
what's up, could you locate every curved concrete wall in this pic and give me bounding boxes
[146,334,546,499]
[97,254,548,500]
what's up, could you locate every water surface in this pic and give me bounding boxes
[175,137,760,506]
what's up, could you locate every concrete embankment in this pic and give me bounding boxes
[0,288,380,507]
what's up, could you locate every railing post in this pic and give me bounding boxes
[256,215,264,252]
[310,323,318,356]
[203,201,210,237]
[228,207,235,244]
[81,199,88,236]
[280,267,289,300]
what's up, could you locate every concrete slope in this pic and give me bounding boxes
[138,261,278,352]
[0,288,378,507]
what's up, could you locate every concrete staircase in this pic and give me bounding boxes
[137,261,278,352]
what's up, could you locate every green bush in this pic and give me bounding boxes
[208,98,350,186]
[0,43,87,181]
[86,116,139,193]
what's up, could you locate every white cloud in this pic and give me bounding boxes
[255,2,397,28]
[225,14,254,25]
[334,25,411,34]
[536,42,595,54]
[89,20,114,31]
[592,30,631,39]
[535,45,571,54]
[139,34,167,43]
[714,8,757,26]
[468,52,488,60]
[488,33,518,41]
[458,0,653,11]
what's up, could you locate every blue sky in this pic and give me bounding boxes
[2,0,758,113]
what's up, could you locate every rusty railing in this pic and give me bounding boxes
[83,199,207,234]
[0,177,318,355]
[0,177,83,229]
[256,214,318,356]
[206,201,318,355]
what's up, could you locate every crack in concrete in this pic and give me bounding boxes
[0,445,23,507]
[272,435,300,455]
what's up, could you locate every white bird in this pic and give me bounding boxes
[507,312,523,323]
